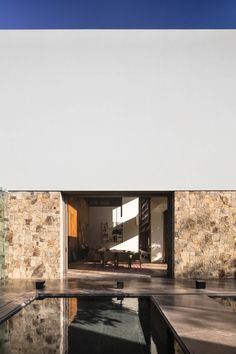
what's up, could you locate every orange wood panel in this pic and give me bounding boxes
[68,203,78,237]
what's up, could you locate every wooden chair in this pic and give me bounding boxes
[128,249,150,268]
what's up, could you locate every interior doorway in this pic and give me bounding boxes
[62,192,174,278]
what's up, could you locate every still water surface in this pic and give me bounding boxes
[0,297,183,354]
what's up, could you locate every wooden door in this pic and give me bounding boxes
[67,203,77,237]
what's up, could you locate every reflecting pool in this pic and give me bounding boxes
[0,297,183,354]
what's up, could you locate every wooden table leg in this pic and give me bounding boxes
[100,252,105,267]
[114,252,119,267]
[128,253,133,269]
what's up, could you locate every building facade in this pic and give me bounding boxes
[0,190,235,280]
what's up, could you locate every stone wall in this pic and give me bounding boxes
[175,191,236,278]
[6,192,62,279]
[0,191,7,279]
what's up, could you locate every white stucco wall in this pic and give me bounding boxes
[1,30,236,190]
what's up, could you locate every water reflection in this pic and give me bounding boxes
[0,297,183,354]
[210,296,236,312]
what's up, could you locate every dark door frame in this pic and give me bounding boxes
[62,190,175,278]
[166,193,174,278]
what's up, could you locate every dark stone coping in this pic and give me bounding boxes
[0,293,35,325]
[152,294,236,354]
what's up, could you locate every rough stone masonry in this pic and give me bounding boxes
[175,191,236,278]
[0,191,7,279]
[6,192,62,279]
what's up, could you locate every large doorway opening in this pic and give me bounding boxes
[62,192,174,278]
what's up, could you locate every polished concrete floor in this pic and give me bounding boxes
[0,275,235,354]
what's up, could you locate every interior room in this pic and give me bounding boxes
[63,193,172,277]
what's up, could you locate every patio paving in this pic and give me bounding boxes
[152,294,236,354]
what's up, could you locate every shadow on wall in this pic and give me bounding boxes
[0,191,7,280]
[110,216,139,252]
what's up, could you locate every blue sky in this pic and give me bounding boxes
[0,0,236,29]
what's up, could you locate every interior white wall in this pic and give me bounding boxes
[111,197,139,252]
[151,197,168,262]
[86,197,139,252]
[115,197,139,241]
[1,30,236,190]
[122,197,139,242]
[86,207,113,249]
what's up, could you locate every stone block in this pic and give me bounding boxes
[175,191,236,279]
